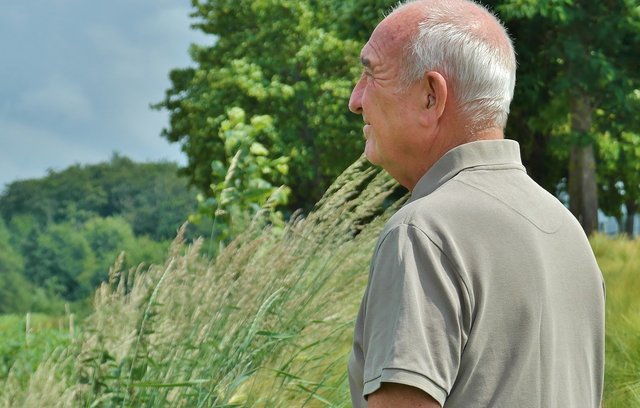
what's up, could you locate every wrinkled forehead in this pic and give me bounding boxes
[361,9,418,63]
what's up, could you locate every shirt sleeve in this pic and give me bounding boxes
[361,223,469,406]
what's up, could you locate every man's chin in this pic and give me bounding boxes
[364,150,381,166]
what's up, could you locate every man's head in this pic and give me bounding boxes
[348,0,516,189]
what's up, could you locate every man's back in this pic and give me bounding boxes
[349,140,605,407]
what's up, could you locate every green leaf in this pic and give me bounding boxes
[250,142,269,156]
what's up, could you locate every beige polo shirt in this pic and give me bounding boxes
[349,140,604,407]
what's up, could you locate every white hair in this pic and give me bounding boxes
[397,0,516,131]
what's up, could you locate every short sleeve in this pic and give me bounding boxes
[361,224,469,406]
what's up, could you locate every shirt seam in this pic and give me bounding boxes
[364,367,449,405]
[395,223,473,316]
[411,162,525,202]
[373,223,473,363]
[451,178,564,234]
[363,367,448,390]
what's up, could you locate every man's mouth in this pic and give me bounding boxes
[363,123,371,139]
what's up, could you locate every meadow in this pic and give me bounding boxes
[1,159,638,407]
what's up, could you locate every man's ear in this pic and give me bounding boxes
[427,94,436,109]
[419,71,447,125]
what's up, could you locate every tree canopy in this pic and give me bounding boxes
[155,0,366,212]
[0,156,198,313]
[0,155,198,240]
[495,0,640,234]
[160,0,640,233]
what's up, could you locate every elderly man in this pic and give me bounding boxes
[347,1,605,407]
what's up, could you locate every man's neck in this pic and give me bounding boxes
[402,127,505,191]
[465,126,505,142]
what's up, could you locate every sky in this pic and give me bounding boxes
[0,0,210,191]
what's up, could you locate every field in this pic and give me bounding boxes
[1,160,639,407]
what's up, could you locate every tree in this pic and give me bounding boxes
[6,214,39,250]
[158,0,640,233]
[190,107,291,243]
[0,219,31,313]
[101,158,198,239]
[0,155,198,240]
[0,179,57,225]
[79,216,136,288]
[495,0,640,234]
[155,0,365,212]
[594,66,640,236]
[23,223,96,300]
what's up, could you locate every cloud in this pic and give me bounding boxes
[18,76,94,121]
[85,25,144,80]
[81,5,203,156]
[142,5,193,36]
[0,119,102,187]
[0,159,22,193]
[85,4,208,82]
[0,0,197,188]
[0,4,28,27]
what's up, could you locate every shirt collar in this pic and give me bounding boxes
[409,139,526,202]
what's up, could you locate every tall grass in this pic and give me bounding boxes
[591,235,640,407]
[1,159,638,407]
[0,158,403,407]
[0,313,73,384]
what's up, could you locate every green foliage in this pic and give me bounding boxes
[102,157,199,240]
[0,219,67,314]
[0,156,201,312]
[0,218,23,274]
[192,107,291,243]
[594,86,640,232]
[0,158,402,406]
[0,314,74,387]
[0,272,34,315]
[0,155,197,240]
[0,220,31,314]
[82,216,136,256]
[158,0,640,229]
[0,155,193,312]
[120,236,170,276]
[332,0,395,42]
[23,223,96,301]
[492,0,640,229]
[12,215,170,307]
[597,130,640,222]
[6,215,39,251]
[155,0,368,211]
[79,217,136,289]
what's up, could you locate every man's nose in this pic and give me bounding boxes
[348,77,364,115]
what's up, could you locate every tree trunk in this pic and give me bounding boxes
[624,201,637,237]
[568,97,598,235]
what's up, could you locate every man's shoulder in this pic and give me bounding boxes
[372,183,461,256]
[385,174,479,233]
[385,167,575,239]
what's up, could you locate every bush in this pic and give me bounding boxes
[0,314,73,385]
